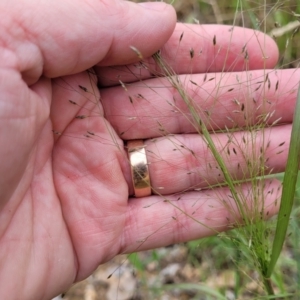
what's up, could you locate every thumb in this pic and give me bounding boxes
[1,0,176,82]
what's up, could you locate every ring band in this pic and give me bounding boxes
[127,140,151,198]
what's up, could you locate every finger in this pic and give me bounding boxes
[120,179,281,253]
[2,0,176,84]
[136,125,290,195]
[97,23,279,86]
[101,68,299,139]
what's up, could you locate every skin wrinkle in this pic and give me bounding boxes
[30,166,73,294]
[65,151,125,207]
[1,123,41,214]
[170,83,187,133]
[51,73,103,142]
[14,191,34,297]
[181,134,199,190]
[166,201,194,245]
[121,198,148,254]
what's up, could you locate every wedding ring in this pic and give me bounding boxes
[127,140,151,197]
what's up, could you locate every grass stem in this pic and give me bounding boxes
[266,84,300,278]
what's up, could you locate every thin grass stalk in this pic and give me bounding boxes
[266,83,300,278]
[152,53,249,221]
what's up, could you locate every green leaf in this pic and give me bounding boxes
[266,84,300,278]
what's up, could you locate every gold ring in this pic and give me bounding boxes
[127,140,151,198]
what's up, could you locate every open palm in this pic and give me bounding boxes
[0,1,296,299]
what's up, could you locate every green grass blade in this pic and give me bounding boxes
[266,83,300,278]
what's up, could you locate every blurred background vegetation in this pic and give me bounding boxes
[63,1,300,299]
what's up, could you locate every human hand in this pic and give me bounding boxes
[0,0,298,299]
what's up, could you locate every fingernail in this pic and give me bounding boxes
[138,2,170,11]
